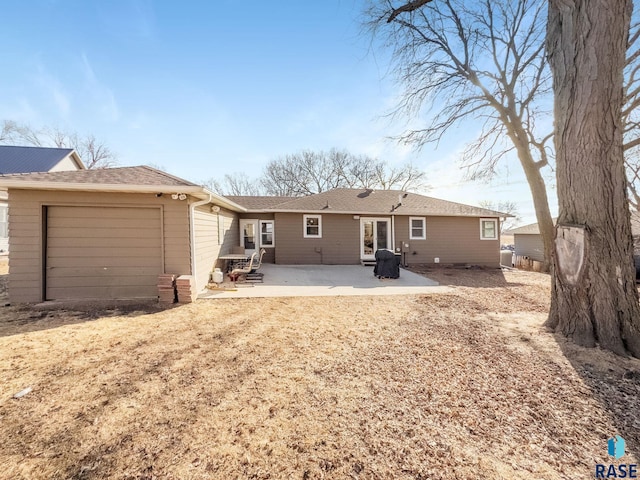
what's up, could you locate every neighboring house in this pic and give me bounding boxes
[504,220,551,263]
[0,168,507,303]
[506,213,640,263]
[0,145,85,252]
[227,188,506,267]
[0,166,245,302]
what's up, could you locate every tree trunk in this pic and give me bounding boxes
[512,138,555,272]
[546,0,640,357]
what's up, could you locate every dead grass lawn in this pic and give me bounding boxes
[0,265,639,479]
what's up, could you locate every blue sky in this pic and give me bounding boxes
[0,0,554,225]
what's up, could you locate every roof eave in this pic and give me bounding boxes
[69,151,87,170]
[199,189,247,212]
[0,181,247,212]
[260,208,504,216]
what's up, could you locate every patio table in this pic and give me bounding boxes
[218,253,250,272]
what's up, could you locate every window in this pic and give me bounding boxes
[409,217,426,240]
[260,220,275,247]
[480,218,498,240]
[0,206,7,239]
[303,214,322,238]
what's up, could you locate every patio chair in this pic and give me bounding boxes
[229,249,266,283]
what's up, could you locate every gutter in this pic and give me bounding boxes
[0,181,247,213]
[254,208,505,218]
[189,194,213,293]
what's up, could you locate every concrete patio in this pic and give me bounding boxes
[199,264,451,299]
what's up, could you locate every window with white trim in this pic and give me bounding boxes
[409,217,426,240]
[0,206,7,239]
[480,218,498,240]
[303,214,322,238]
[260,220,275,247]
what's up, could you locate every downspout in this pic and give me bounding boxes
[189,194,212,293]
[391,215,396,253]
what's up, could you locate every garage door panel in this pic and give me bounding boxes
[46,206,163,300]
[47,274,160,289]
[47,247,161,259]
[47,285,155,299]
[47,255,162,268]
[48,217,161,230]
[47,237,162,249]
[48,227,160,239]
[49,206,156,219]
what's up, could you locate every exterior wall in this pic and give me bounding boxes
[219,210,239,260]
[8,189,191,303]
[274,213,360,264]
[394,216,500,266]
[237,213,276,263]
[193,205,238,290]
[513,233,545,262]
[49,155,83,172]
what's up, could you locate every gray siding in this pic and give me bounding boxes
[513,233,545,262]
[394,216,500,266]
[8,190,191,303]
[273,213,499,266]
[395,216,500,267]
[274,213,360,264]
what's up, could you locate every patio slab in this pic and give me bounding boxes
[199,264,452,299]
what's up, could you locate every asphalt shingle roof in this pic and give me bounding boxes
[0,145,79,173]
[225,196,294,210]
[230,188,506,217]
[0,165,199,187]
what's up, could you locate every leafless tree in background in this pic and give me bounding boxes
[261,148,427,196]
[203,172,265,196]
[366,0,555,269]
[479,200,520,234]
[0,120,117,169]
[624,14,640,209]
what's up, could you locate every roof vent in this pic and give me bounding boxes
[398,194,403,206]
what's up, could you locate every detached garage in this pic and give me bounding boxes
[0,166,245,303]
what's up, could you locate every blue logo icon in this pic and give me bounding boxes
[608,435,626,460]
[596,436,637,478]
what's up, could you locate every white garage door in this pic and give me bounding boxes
[46,206,163,300]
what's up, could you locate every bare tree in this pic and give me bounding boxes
[479,200,520,234]
[0,121,117,169]
[0,121,14,143]
[204,172,264,196]
[1,120,42,146]
[367,0,555,269]
[261,148,427,196]
[624,13,640,209]
[546,0,640,357]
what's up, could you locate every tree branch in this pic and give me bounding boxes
[387,0,434,23]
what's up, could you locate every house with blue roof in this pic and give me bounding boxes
[0,146,85,252]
